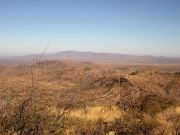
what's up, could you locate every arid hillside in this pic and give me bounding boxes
[0,60,179,135]
[0,60,180,104]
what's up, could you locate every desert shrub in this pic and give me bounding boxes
[135,94,175,116]
[0,97,71,135]
[115,91,177,135]
[112,112,160,135]
[117,92,176,116]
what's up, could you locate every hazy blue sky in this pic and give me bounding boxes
[0,0,180,57]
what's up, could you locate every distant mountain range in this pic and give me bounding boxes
[0,51,180,66]
[51,51,180,64]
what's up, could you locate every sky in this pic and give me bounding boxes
[0,0,180,57]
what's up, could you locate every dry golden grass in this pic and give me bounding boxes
[155,106,180,135]
[70,106,122,122]
[175,106,180,114]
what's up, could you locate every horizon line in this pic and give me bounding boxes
[0,50,180,59]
